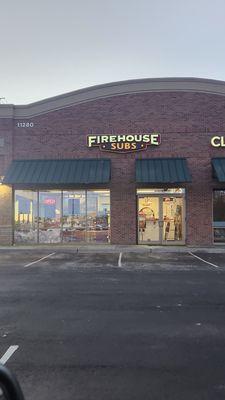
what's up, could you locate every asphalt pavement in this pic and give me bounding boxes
[0,248,225,399]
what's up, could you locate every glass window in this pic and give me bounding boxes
[62,191,86,242]
[39,191,61,243]
[87,190,110,243]
[14,190,38,243]
[14,189,111,244]
[213,190,225,242]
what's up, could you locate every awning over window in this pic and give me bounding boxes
[212,158,225,182]
[3,159,111,185]
[136,158,191,183]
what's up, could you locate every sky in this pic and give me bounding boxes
[1,0,225,104]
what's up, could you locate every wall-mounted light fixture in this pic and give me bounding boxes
[0,176,5,185]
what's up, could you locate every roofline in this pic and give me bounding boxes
[2,77,225,118]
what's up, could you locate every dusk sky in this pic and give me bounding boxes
[1,0,225,104]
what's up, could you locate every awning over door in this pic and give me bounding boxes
[136,158,191,183]
[212,158,225,182]
[3,159,111,185]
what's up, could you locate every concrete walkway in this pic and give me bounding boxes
[0,243,225,253]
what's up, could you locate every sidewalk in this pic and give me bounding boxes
[0,244,225,253]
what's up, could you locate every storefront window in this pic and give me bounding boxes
[213,191,225,242]
[87,191,110,243]
[14,190,38,243]
[62,191,86,242]
[14,189,110,244]
[39,191,61,243]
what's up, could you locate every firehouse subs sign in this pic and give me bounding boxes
[87,133,161,153]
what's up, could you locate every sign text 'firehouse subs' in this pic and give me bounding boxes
[87,133,161,153]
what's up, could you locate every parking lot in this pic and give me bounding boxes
[0,247,225,400]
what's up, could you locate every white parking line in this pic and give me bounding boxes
[0,346,19,365]
[24,252,56,268]
[189,252,220,269]
[118,252,122,267]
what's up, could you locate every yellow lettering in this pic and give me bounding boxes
[101,136,109,143]
[151,134,160,145]
[109,136,117,142]
[211,136,221,147]
[88,136,97,147]
[117,135,126,142]
[142,134,150,142]
[126,135,134,142]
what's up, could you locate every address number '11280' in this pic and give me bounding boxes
[16,122,34,128]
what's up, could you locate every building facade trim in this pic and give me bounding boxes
[2,77,225,118]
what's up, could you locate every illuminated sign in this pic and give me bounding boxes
[43,198,56,205]
[211,136,225,147]
[87,133,161,153]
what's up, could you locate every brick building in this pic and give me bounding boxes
[1,77,225,246]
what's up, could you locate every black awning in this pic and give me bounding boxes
[136,158,191,183]
[3,159,111,185]
[212,158,225,182]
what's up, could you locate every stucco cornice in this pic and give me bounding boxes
[2,77,225,118]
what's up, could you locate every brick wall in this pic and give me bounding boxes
[1,91,225,245]
[0,118,13,244]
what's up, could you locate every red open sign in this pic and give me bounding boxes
[43,198,56,205]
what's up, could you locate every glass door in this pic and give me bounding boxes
[162,196,184,243]
[138,193,185,244]
[138,196,160,243]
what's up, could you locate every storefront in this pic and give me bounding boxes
[5,159,111,244]
[1,77,225,246]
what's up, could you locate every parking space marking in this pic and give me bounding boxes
[24,252,56,268]
[118,252,122,267]
[189,252,220,269]
[0,346,19,365]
